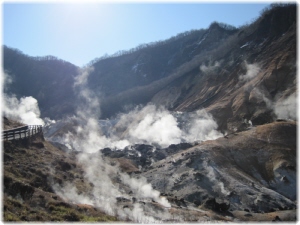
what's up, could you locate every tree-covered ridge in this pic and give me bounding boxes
[3,45,79,119]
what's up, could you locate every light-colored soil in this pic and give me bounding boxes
[138,121,297,222]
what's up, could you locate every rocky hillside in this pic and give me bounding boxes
[99,120,297,222]
[3,120,118,222]
[154,4,297,132]
[87,22,237,97]
[142,121,297,211]
[99,4,297,128]
[3,118,297,222]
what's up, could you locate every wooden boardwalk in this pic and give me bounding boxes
[2,125,43,141]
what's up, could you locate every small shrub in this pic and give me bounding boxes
[63,211,81,221]
[4,212,20,221]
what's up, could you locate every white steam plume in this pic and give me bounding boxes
[239,62,260,82]
[251,87,273,110]
[120,172,171,208]
[116,104,182,148]
[204,161,230,196]
[274,92,297,120]
[105,105,223,148]
[61,67,130,150]
[2,71,44,126]
[53,152,122,216]
[2,94,44,126]
[199,60,221,74]
[250,87,297,121]
[2,71,13,92]
[52,67,172,222]
[182,109,223,143]
[46,104,223,149]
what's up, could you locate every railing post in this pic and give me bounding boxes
[2,124,43,141]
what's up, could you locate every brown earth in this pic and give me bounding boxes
[2,132,118,222]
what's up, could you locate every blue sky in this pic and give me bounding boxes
[3,2,271,67]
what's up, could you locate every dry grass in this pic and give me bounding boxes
[113,158,140,173]
[3,132,119,222]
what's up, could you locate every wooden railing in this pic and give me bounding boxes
[2,125,43,141]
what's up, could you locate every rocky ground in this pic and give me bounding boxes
[3,127,118,222]
[101,120,297,222]
[3,118,297,222]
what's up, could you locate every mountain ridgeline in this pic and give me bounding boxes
[3,48,78,119]
[3,4,297,132]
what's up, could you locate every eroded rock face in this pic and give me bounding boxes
[101,143,194,169]
[151,5,296,132]
[140,121,296,212]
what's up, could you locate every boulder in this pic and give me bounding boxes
[204,198,230,212]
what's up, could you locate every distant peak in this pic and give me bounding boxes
[209,21,237,31]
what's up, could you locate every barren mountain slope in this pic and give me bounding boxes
[92,5,297,129]
[151,5,296,131]
[139,121,296,219]
[2,119,256,223]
